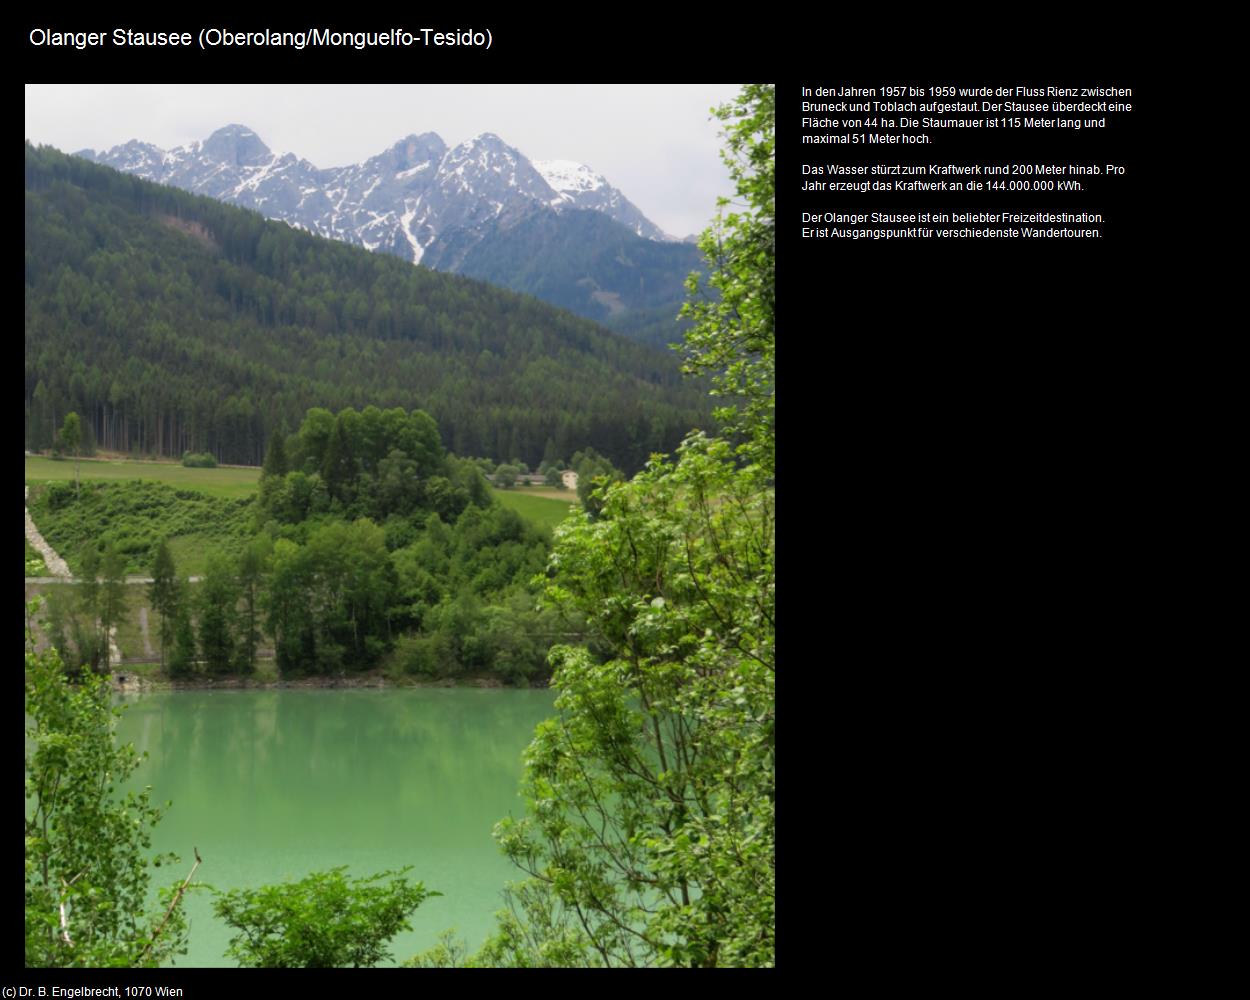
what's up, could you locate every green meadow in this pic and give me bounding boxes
[24,456,261,499]
[492,487,578,533]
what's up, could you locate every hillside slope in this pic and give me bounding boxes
[76,126,695,339]
[423,208,702,348]
[25,143,711,471]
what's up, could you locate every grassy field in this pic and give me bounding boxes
[493,487,578,533]
[26,480,255,577]
[25,455,261,499]
[505,484,576,500]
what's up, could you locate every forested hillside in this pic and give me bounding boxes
[24,143,711,471]
[423,208,702,348]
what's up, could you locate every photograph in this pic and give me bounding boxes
[24,81,777,970]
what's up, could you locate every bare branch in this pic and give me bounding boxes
[134,848,201,965]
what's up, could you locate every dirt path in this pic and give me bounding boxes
[25,486,71,578]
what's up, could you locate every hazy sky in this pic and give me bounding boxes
[25,83,743,238]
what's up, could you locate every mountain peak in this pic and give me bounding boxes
[533,160,606,195]
[461,133,530,161]
[394,131,444,147]
[73,138,164,171]
[201,124,272,167]
[534,159,671,241]
[381,132,447,170]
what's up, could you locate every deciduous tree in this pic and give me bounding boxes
[212,867,436,968]
[494,463,519,489]
[458,84,775,968]
[168,584,198,677]
[487,435,774,967]
[198,550,239,675]
[680,83,775,474]
[236,537,271,674]
[25,599,192,967]
[148,539,178,670]
[570,447,623,518]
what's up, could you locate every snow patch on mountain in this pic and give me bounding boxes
[534,159,607,195]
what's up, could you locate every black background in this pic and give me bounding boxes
[20,14,1157,981]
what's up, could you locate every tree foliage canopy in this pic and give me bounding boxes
[489,436,774,967]
[681,83,775,474]
[25,603,190,967]
[212,867,436,968]
[447,83,776,968]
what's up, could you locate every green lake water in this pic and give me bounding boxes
[112,688,557,968]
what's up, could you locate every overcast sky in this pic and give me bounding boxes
[25,83,743,238]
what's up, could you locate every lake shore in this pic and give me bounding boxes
[110,670,543,693]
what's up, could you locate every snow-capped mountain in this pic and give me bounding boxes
[75,125,675,267]
[533,160,669,241]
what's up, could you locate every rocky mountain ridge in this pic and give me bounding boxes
[76,125,675,267]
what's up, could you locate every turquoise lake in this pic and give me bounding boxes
[112,688,558,967]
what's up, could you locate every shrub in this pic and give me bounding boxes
[391,631,457,677]
[181,451,218,468]
[212,867,437,968]
[44,482,75,510]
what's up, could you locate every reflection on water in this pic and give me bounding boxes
[115,688,556,967]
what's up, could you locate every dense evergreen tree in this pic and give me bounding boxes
[59,412,82,496]
[261,427,288,478]
[29,380,52,452]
